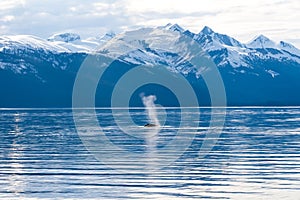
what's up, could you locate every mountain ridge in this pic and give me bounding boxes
[0,23,300,107]
[1,24,299,55]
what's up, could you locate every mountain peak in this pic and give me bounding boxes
[163,23,185,32]
[97,31,116,43]
[163,23,172,28]
[170,24,185,32]
[247,34,276,49]
[200,26,214,35]
[48,33,81,43]
[255,34,271,42]
[195,26,244,49]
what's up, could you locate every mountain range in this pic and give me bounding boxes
[0,23,300,107]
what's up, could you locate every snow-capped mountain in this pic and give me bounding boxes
[163,23,185,33]
[0,31,116,73]
[247,35,277,49]
[0,35,69,52]
[98,31,116,43]
[98,27,196,75]
[47,32,116,52]
[47,33,81,43]
[195,26,245,49]
[95,24,300,72]
[0,23,300,107]
[1,24,299,68]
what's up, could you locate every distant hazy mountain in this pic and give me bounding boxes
[0,24,300,107]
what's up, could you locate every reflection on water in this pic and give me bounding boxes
[0,108,299,199]
[6,113,25,196]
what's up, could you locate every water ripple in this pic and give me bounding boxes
[0,108,299,199]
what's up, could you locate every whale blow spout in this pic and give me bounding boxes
[141,94,160,127]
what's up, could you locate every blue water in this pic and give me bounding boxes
[0,107,300,199]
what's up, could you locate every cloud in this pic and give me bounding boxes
[121,0,300,47]
[0,0,129,37]
[0,15,15,22]
[0,0,299,48]
[0,0,24,11]
[124,0,222,14]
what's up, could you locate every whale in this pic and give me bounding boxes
[144,123,157,127]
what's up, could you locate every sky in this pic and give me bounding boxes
[0,0,299,48]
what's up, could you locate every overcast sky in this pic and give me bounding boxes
[0,0,299,47]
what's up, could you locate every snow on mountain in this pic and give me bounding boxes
[48,38,99,52]
[47,33,81,43]
[99,31,116,43]
[84,31,115,45]
[48,33,95,52]
[163,23,185,33]
[246,35,300,57]
[186,27,300,69]
[247,35,277,49]
[1,24,300,107]
[47,32,115,52]
[279,41,300,56]
[191,26,249,68]
[0,35,69,52]
[99,27,181,60]
[196,26,245,50]
[243,35,300,65]
[98,27,203,75]
[0,30,117,57]
[265,69,280,78]
[93,24,300,73]
[1,24,300,74]
[201,26,213,35]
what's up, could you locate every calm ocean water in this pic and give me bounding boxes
[0,107,300,200]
